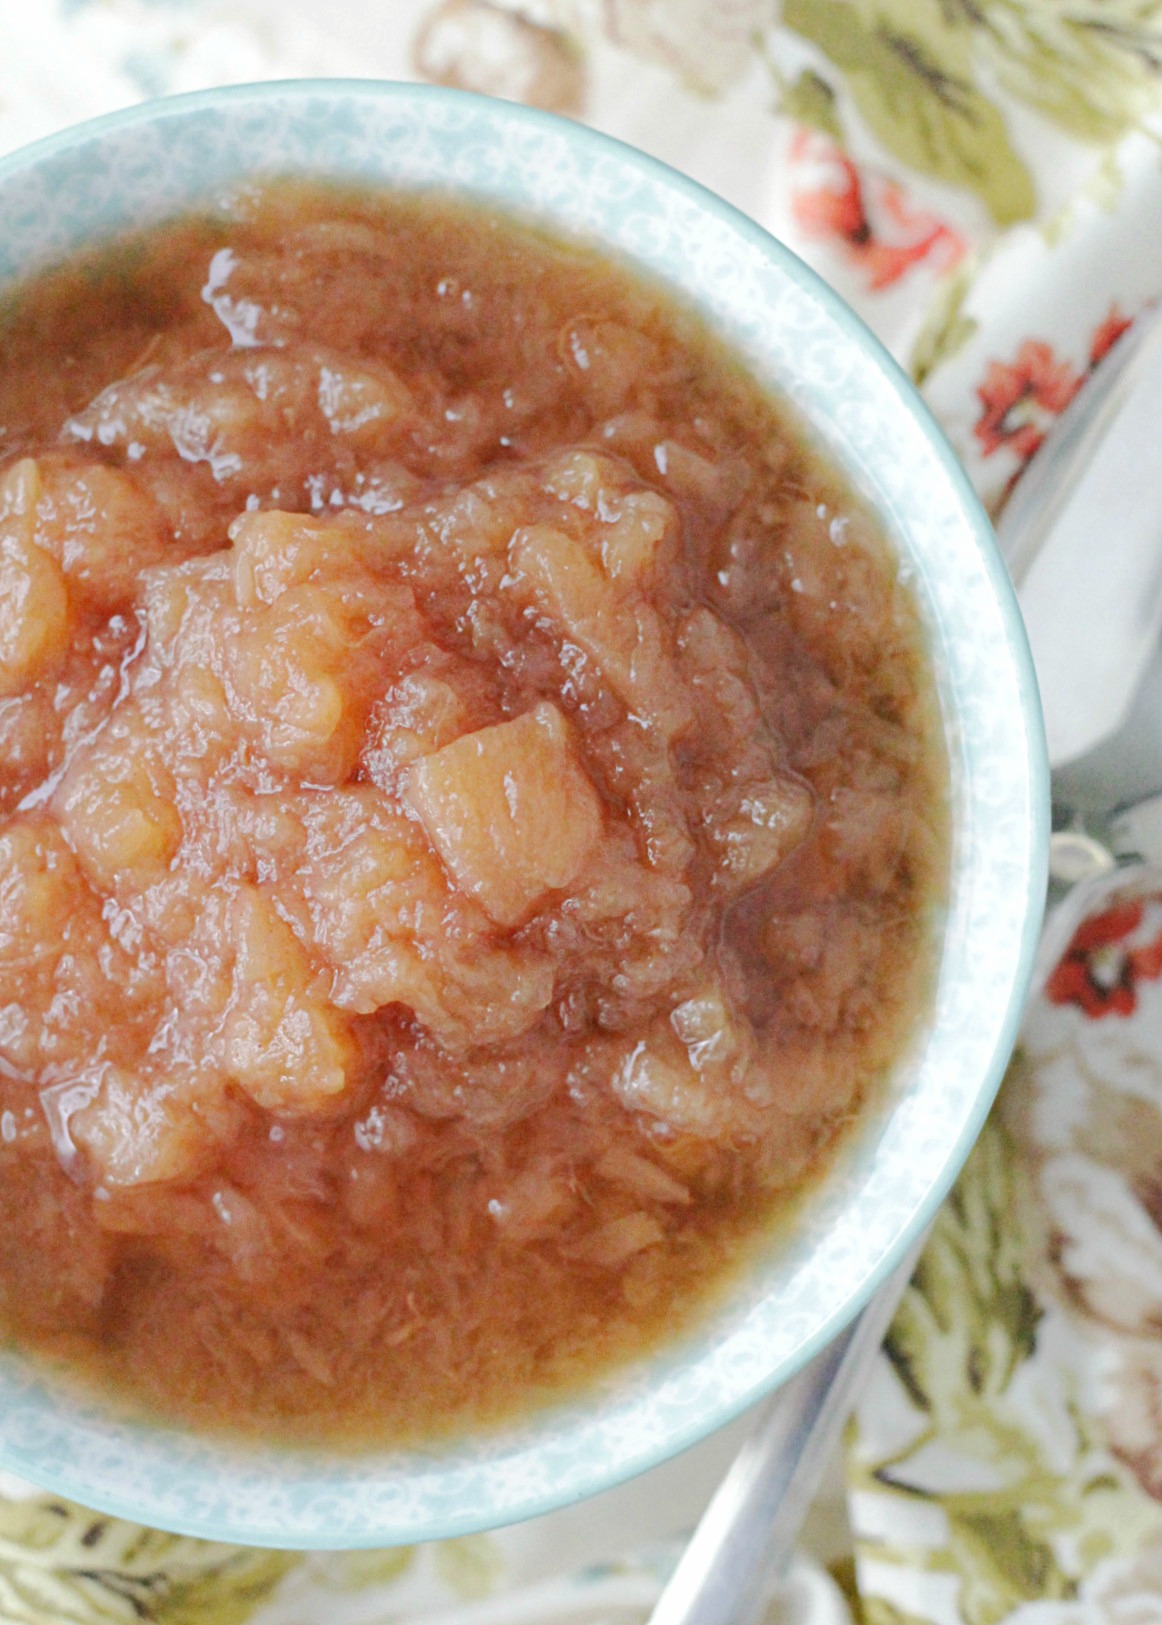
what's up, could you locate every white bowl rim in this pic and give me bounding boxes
[0,78,1049,1547]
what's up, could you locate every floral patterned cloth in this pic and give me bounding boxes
[2,2,1162,1622]
[848,874,1162,1625]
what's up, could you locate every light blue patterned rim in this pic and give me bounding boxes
[0,81,1048,1547]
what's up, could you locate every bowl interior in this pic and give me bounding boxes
[0,80,1048,1546]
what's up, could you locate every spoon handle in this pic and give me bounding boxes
[647,1236,925,1625]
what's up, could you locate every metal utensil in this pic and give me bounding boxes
[647,298,1162,1625]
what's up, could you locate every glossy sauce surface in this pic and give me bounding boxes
[0,185,946,1440]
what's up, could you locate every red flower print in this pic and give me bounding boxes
[975,305,1142,475]
[1046,898,1162,1019]
[1089,305,1134,368]
[789,132,965,293]
[974,340,1083,462]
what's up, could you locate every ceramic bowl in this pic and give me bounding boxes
[0,79,1047,1547]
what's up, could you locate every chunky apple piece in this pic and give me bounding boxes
[0,818,88,1064]
[226,573,419,783]
[316,356,413,443]
[0,460,71,695]
[510,522,627,673]
[229,508,400,609]
[707,775,814,888]
[0,816,81,964]
[54,709,183,892]
[509,525,691,738]
[34,459,171,611]
[222,884,353,1113]
[66,1062,226,1188]
[599,490,674,582]
[406,701,602,928]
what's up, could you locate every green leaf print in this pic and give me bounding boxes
[947,0,1162,145]
[782,0,1037,224]
[909,259,979,385]
[153,1556,298,1625]
[884,1118,1040,1417]
[947,1509,1074,1625]
[781,67,846,140]
[0,1495,297,1625]
[850,1105,1162,1625]
[861,1596,942,1625]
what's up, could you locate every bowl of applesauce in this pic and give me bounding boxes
[0,80,1047,1545]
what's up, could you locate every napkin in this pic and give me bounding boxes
[1,4,1161,1623]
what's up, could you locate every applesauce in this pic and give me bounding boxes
[0,183,946,1441]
